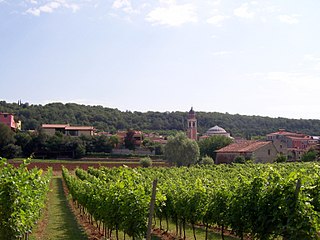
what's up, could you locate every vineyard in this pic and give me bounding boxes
[62,163,320,240]
[0,158,52,240]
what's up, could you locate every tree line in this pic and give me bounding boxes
[1,101,320,137]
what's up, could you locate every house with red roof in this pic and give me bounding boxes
[41,124,95,136]
[0,112,21,130]
[266,129,318,161]
[215,140,278,164]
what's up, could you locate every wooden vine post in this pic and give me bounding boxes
[146,179,158,240]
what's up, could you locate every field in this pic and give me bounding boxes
[3,159,320,240]
[62,162,320,240]
[8,158,167,171]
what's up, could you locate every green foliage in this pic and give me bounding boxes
[63,163,320,240]
[233,155,246,164]
[275,153,287,163]
[154,144,164,156]
[164,132,200,166]
[1,143,22,159]
[301,149,318,162]
[199,155,214,165]
[1,101,320,136]
[124,129,136,150]
[0,123,15,148]
[139,157,152,168]
[0,159,52,239]
[198,135,232,159]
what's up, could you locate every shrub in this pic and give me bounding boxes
[275,153,287,163]
[139,157,152,168]
[200,156,214,165]
[234,155,246,164]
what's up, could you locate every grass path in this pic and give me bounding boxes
[33,176,88,240]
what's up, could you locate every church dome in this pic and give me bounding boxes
[205,125,231,138]
[207,125,227,134]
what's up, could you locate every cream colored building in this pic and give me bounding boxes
[41,124,95,136]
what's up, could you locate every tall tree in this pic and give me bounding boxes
[164,132,199,167]
[198,135,233,160]
[0,123,15,149]
[124,129,136,150]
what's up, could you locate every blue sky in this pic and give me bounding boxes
[1,0,320,119]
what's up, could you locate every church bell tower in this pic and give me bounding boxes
[187,107,197,140]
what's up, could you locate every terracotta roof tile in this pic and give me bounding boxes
[42,124,69,128]
[216,141,271,153]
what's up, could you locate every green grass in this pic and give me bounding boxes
[155,219,238,240]
[10,158,166,165]
[31,176,88,240]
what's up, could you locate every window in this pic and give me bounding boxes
[268,149,271,155]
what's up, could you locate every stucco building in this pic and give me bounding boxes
[41,124,95,136]
[216,140,278,164]
[0,112,21,130]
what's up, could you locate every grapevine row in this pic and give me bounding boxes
[0,158,52,240]
[63,163,320,240]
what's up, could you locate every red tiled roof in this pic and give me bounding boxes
[267,131,306,138]
[42,124,94,131]
[42,124,69,129]
[65,126,94,131]
[286,136,311,140]
[216,141,271,153]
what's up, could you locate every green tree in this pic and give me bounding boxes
[199,155,214,165]
[275,153,287,163]
[0,123,15,149]
[198,135,232,159]
[233,155,246,164]
[164,132,199,166]
[1,144,22,159]
[124,129,136,150]
[108,135,120,148]
[154,143,164,155]
[301,149,317,162]
[139,157,152,168]
[14,132,32,157]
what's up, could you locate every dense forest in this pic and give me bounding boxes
[1,101,320,137]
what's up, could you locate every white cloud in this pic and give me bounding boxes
[234,3,255,19]
[146,2,197,27]
[207,15,229,26]
[278,14,300,24]
[112,0,130,9]
[112,0,139,15]
[26,0,79,16]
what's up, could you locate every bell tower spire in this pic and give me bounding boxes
[187,107,197,140]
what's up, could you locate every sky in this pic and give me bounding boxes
[1,0,320,120]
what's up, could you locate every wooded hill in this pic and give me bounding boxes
[1,101,320,137]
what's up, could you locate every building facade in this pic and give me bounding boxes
[266,129,319,161]
[216,140,278,164]
[41,124,95,136]
[0,112,21,130]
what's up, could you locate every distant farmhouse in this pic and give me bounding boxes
[266,129,319,161]
[41,124,95,137]
[0,112,21,130]
[216,140,278,164]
